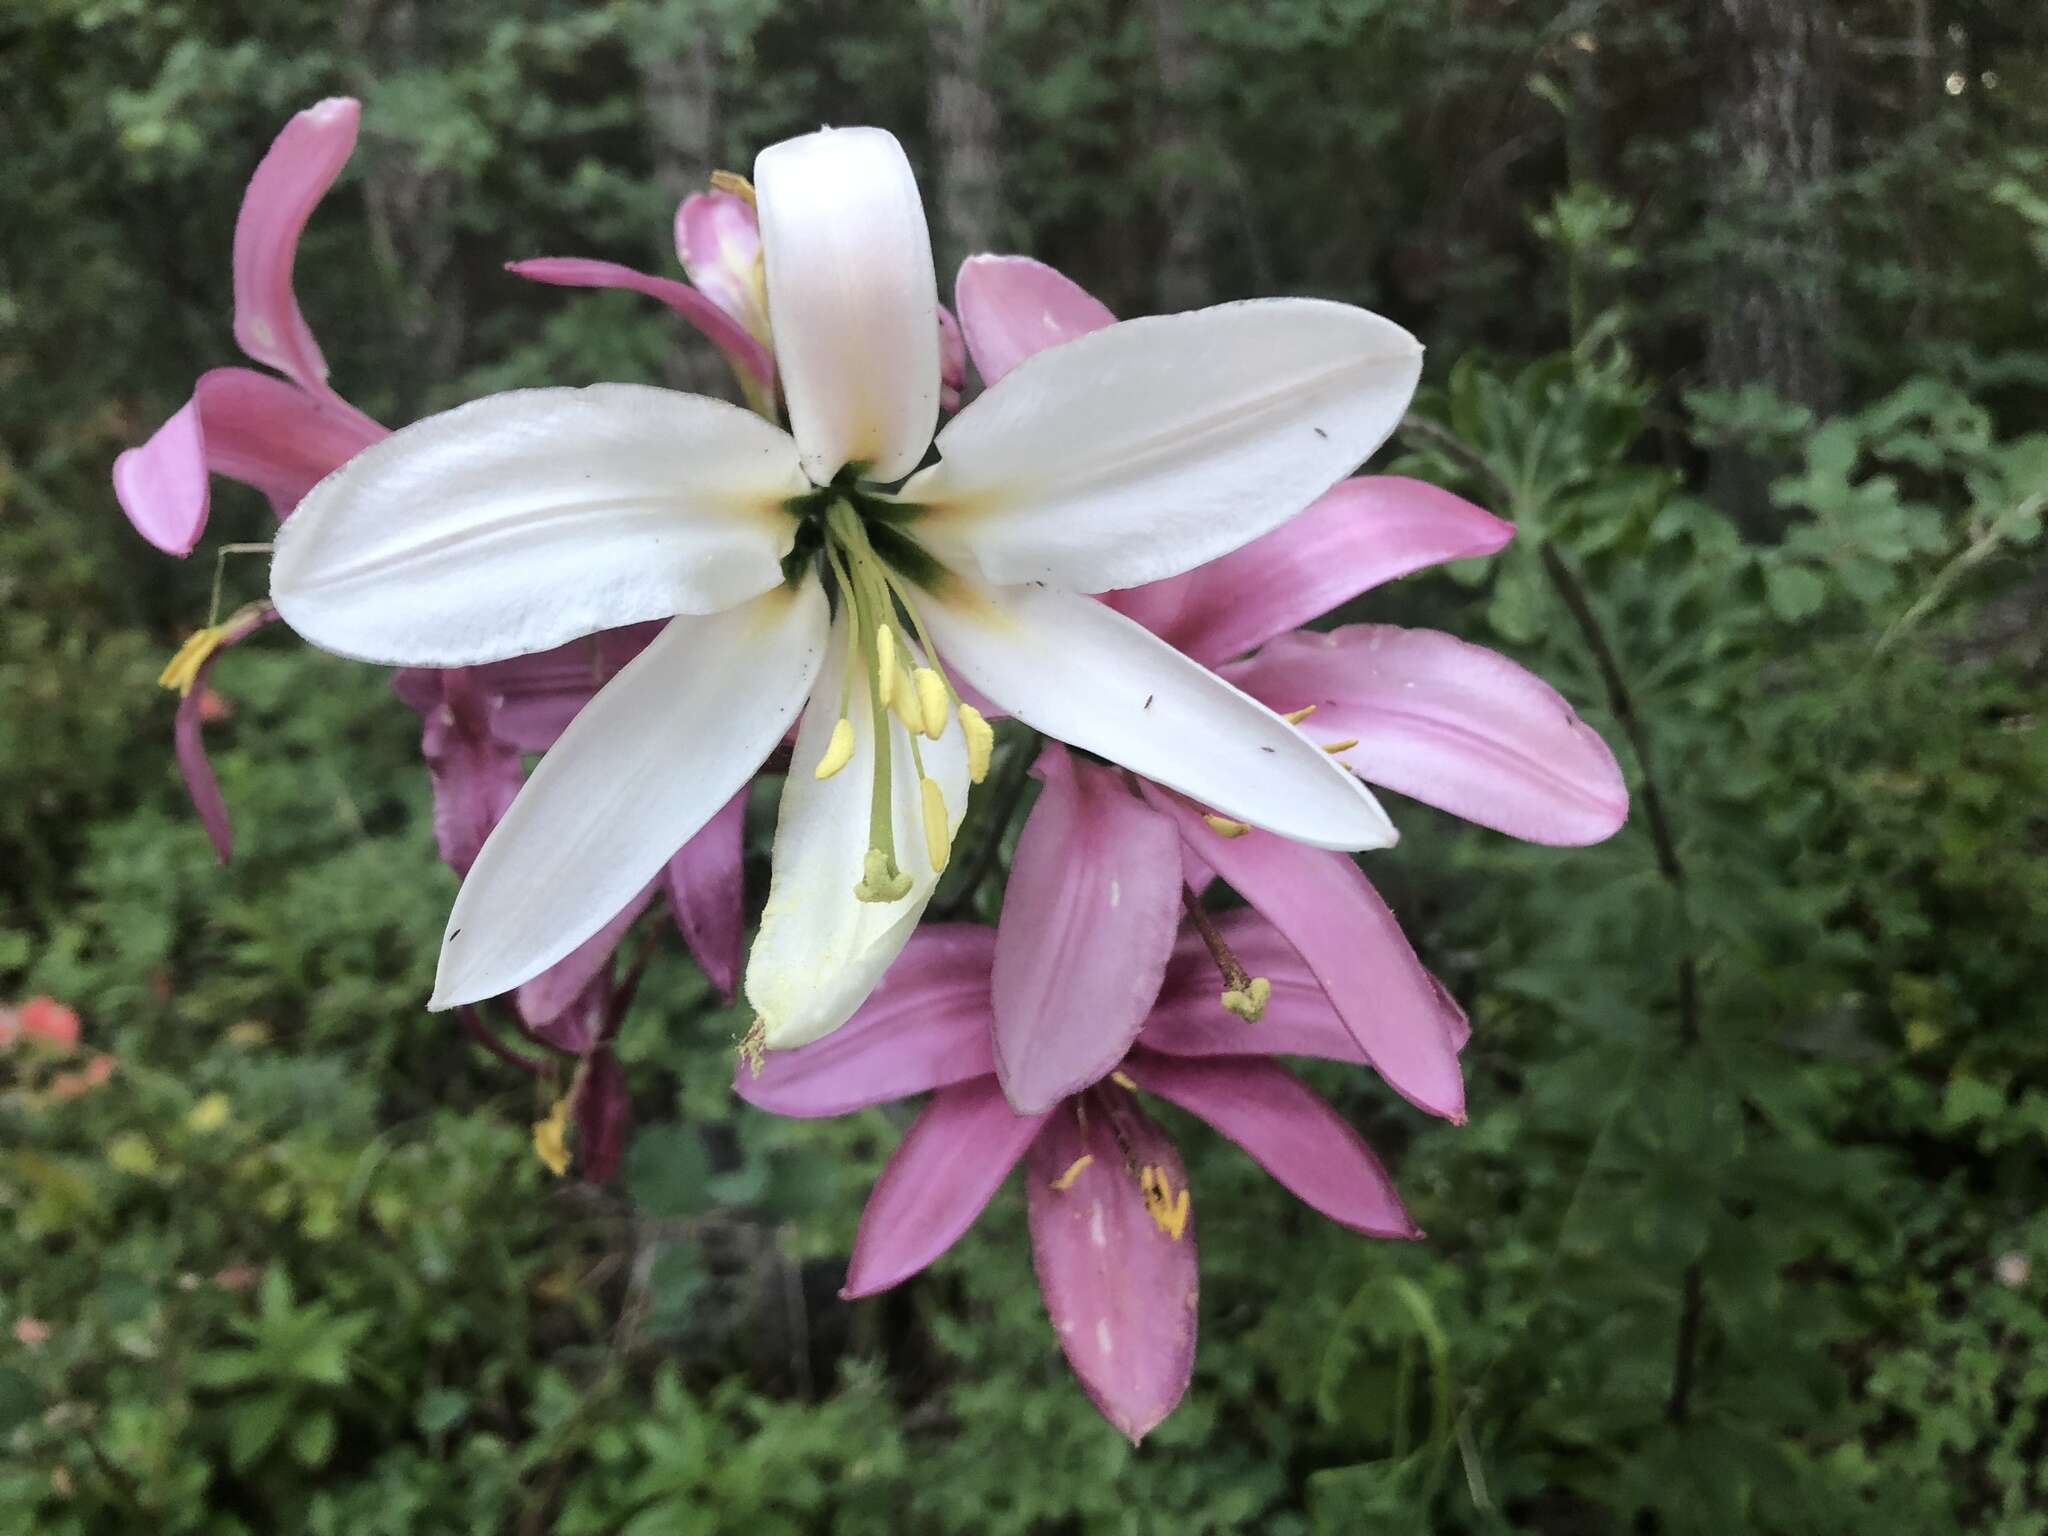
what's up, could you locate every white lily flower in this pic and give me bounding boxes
[270,126,1423,1050]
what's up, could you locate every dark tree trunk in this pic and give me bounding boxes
[929,0,1004,277]
[1149,0,1213,311]
[634,19,730,397]
[1705,0,1842,527]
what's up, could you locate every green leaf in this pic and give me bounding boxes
[1764,562,1827,623]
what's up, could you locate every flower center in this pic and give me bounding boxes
[804,496,992,903]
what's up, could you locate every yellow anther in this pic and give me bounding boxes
[1139,1166,1191,1241]
[1201,814,1252,838]
[1281,705,1318,725]
[532,1099,571,1177]
[855,848,912,903]
[814,717,856,780]
[1049,1154,1095,1192]
[158,625,232,698]
[738,1019,766,1078]
[957,704,994,783]
[920,777,951,872]
[1109,1070,1138,1091]
[914,667,949,738]
[889,666,924,735]
[875,626,899,706]
[709,169,757,206]
[1320,737,1360,755]
[1219,975,1272,1024]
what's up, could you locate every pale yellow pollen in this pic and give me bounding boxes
[1281,705,1318,725]
[813,717,856,779]
[158,625,232,698]
[1048,1154,1095,1192]
[920,777,951,872]
[1139,1166,1191,1241]
[738,1019,767,1077]
[913,667,949,739]
[958,704,994,783]
[1219,975,1272,1024]
[889,666,924,735]
[1202,814,1252,838]
[709,169,757,206]
[856,848,912,903]
[532,1099,571,1177]
[1320,737,1360,755]
[1108,1070,1138,1091]
[875,626,898,706]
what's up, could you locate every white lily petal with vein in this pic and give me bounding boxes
[265,121,1427,1044]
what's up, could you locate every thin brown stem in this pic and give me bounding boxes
[457,1004,546,1076]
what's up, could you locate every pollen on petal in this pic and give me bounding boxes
[1281,705,1318,725]
[1201,813,1252,838]
[814,717,856,779]
[889,665,924,734]
[532,1099,572,1177]
[158,626,229,698]
[920,777,951,872]
[957,704,994,783]
[709,169,757,206]
[1219,975,1272,1023]
[914,668,949,738]
[1048,1154,1095,1192]
[1320,737,1361,754]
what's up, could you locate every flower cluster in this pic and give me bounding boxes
[117,101,1626,1439]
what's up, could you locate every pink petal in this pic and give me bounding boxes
[843,1077,1047,1297]
[115,368,386,552]
[937,302,967,412]
[522,977,606,1055]
[1144,788,1466,1122]
[395,667,524,879]
[674,190,768,342]
[736,927,1001,1118]
[953,254,1116,387]
[507,256,775,405]
[1140,910,1369,1064]
[664,787,748,1001]
[516,882,655,1032]
[476,625,660,752]
[991,749,1183,1113]
[1123,1051,1418,1237]
[1025,1089,1198,1444]
[172,607,276,863]
[574,1049,630,1185]
[232,97,360,399]
[1227,625,1628,845]
[1103,477,1514,666]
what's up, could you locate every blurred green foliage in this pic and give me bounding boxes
[3,1,2046,1531]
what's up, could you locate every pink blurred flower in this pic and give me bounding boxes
[14,997,81,1050]
[12,1317,51,1349]
[739,917,1421,1443]
[951,255,1629,1122]
[46,1054,116,1102]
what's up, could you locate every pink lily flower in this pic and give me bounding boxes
[953,255,1628,1123]
[737,915,1425,1443]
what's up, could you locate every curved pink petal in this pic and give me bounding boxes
[1140,910,1369,1064]
[1123,1050,1417,1238]
[232,98,361,398]
[992,749,1183,1114]
[665,787,748,1001]
[674,190,769,344]
[575,1049,630,1185]
[475,625,660,752]
[516,882,654,1031]
[1144,788,1465,1122]
[114,398,209,555]
[842,1077,1047,1297]
[1227,625,1628,845]
[736,927,1001,1118]
[1025,1090,1198,1444]
[506,257,775,404]
[1104,478,1514,667]
[937,303,967,412]
[396,667,524,880]
[171,607,276,863]
[953,253,1116,387]
[523,976,606,1055]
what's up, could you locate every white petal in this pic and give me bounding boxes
[754,127,940,484]
[745,609,970,1049]
[923,581,1395,852]
[430,582,830,1009]
[899,299,1422,591]
[271,385,807,667]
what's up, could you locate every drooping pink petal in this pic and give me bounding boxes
[991,748,1184,1114]
[1123,1050,1418,1238]
[516,882,655,1031]
[953,254,1116,387]
[231,97,360,400]
[1140,911,1370,1065]
[1144,788,1466,1122]
[474,625,660,752]
[674,190,770,348]
[842,1077,1047,1297]
[113,398,210,556]
[506,257,776,406]
[575,1049,630,1185]
[1025,1089,1198,1444]
[937,303,967,412]
[1104,478,1514,667]
[736,927,1001,1118]
[664,787,748,1001]
[522,976,606,1055]
[395,667,525,880]
[170,607,276,862]
[1226,625,1628,845]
